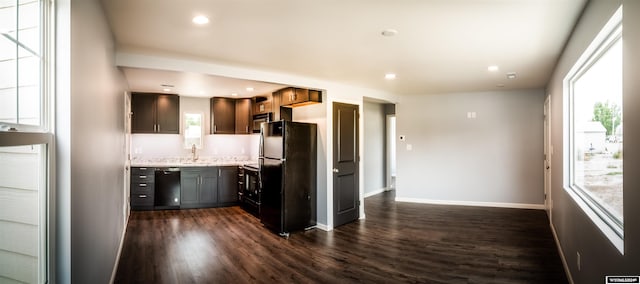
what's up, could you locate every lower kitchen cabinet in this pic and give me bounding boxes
[180,166,238,208]
[130,167,155,211]
[180,167,218,209]
[218,166,239,205]
[131,166,239,210]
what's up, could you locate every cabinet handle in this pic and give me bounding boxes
[140,168,147,170]
[246,125,249,133]
[139,183,147,187]
[218,169,221,176]
[157,124,160,132]
[214,125,217,132]
[139,175,147,179]
[139,194,147,198]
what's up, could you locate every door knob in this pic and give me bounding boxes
[333,168,339,173]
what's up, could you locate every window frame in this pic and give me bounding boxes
[0,0,49,131]
[0,0,54,281]
[183,112,203,149]
[563,6,624,253]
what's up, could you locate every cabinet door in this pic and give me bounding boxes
[131,93,156,133]
[156,94,180,134]
[235,98,252,134]
[252,95,272,115]
[180,170,200,206]
[280,87,295,105]
[211,97,236,134]
[272,90,282,121]
[199,168,218,205]
[218,166,238,204]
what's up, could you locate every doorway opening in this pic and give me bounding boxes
[387,114,397,190]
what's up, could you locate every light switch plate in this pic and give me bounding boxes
[406,144,413,151]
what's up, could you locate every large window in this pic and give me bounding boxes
[0,0,51,283]
[565,7,623,251]
[1,0,43,128]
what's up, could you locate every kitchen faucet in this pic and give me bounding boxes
[191,144,198,161]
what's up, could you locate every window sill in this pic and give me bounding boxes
[564,186,624,254]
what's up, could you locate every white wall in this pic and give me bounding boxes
[131,134,256,160]
[363,101,386,197]
[396,89,545,208]
[546,0,640,281]
[56,0,129,282]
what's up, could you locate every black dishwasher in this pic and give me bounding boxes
[154,168,181,209]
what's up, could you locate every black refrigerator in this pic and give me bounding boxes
[259,121,317,236]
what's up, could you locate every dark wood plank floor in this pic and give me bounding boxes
[114,191,567,283]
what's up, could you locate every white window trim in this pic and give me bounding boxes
[563,6,624,254]
[0,0,56,281]
[183,112,204,149]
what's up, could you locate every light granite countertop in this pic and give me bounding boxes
[130,157,257,168]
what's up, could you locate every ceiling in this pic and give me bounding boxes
[102,0,587,96]
[121,67,286,98]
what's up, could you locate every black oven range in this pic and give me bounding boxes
[240,163,261,217]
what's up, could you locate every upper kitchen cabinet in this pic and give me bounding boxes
[131,93,179,134]
[211,97,236,134]
[279,87,322,107]
[211,97,253,134]
[252,95,272,115]
[235,98,252,134]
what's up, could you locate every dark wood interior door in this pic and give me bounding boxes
[333,102,359,228]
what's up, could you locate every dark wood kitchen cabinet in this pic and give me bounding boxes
[211,97,236,134]
[252,95,272,115]
[218,166,239,205]
[235,98,252,134]
[180,167,218,208]
[272,90,292,121]
[130,167,155,210]
[279,87,322,107]
[131,93,179,134]
[211,97,253,134]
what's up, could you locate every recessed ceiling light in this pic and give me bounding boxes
[199,91,205,95]
[385,73,397,80]
[246,87,254,92]
[381,29,398,37]
[488,65,499,72]
[231,93,238,97]
[192,15,209,25]
[163,88,171,92]
[506,72,517,79]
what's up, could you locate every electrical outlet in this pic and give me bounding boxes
[577,252,581,271]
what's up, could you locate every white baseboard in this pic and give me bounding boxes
[364,188,389,198]
[109,213,130,284]
[550,221,574,284]
[315,223,331,231]
[394,197,545,210]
